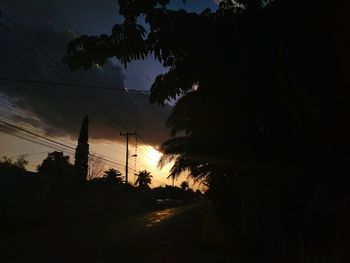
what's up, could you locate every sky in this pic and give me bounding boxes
[0,0,218,188]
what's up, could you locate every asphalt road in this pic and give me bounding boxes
[1,200,233,263]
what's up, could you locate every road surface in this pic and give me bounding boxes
[1,200,233,262]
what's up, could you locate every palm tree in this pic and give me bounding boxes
[135,170,152,188]
[157,93,221,185]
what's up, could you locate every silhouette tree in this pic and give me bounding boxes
[64,0,350,171]
[135,170,152,188]
[87,155,104,180]
[37,151,74,183]
[180,181,189,191]
[63,0,278,174]
[102,168,123,184]
[64,1,350,261]
[0,155,28,174]
[74,115,89,182]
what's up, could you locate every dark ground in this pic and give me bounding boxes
[0,200,234,263]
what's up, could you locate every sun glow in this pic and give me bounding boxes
[145,147,163,167]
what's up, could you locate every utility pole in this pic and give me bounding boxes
[120,131,136,184]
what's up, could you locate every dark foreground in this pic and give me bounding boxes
[0,200,233,263]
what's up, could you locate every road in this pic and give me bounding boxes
[1,200,233,263]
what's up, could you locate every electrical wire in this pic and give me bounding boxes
[0,10,164,173]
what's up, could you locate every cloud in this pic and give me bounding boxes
[51,0,122,35]
[0,25,172,146]
[1,0,68,30]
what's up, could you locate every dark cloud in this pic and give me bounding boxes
[0,24,172,146]
[0,0,220,147]
[1,0,68,30]
[51,0,122,35]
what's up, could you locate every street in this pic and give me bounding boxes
[1,200,233,263]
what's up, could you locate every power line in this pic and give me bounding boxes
[133,136,138,185]
[0,22,131,156]
[0,111,131,171]
[0,125,124,172]
[0,10,161,169]
[0,26,103,118]
[0,123,128,171]
[120,131,136,184]
[0,119,76,151]
[0,101,80,148]
[0,115,167,185]
[0,22,68,81]
[0,15,140,151]
[0,17,127,133]
[0,91,154,168]
[0,101,139,169]
[0,78,149,93]
[0,124,73,153]
[1,10,71,75]
[136,135,160,159]
[0,118,130,169]
[0,92,159,175]
[0,11,153,130]
[0,10,143,131]
[0,98,120,154]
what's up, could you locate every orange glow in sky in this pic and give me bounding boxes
[143,146,162,167]
[0,130,198,189]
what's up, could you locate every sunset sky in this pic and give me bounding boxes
[0,0,218,188]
